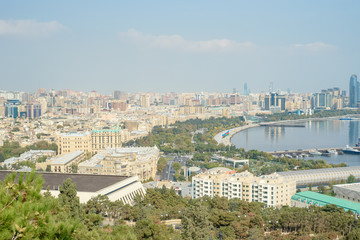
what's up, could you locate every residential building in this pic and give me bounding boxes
[51,150,85,173]
[192,167,296,207]
[91,127,130,154]
[57,131,91,155]
[78,146,160,181]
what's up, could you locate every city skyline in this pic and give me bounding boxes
[1,1,360,93]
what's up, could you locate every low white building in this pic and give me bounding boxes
[0,171,146,205]
[333,183,360,203]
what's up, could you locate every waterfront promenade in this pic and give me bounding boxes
[214,123,259,146]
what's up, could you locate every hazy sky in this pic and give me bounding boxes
[0,1,359,94]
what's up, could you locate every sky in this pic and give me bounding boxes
[0,1,359,94]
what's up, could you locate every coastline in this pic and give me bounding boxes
[214,115,358,147]
[214,123,259,146]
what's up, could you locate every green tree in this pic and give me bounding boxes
[58,178,81,218]
[0,172,82,239]
[182,203,213,240]
[45,165,51,172]
[157,157,167,174]
[348,174,356,183]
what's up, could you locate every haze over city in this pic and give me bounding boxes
[1,0,360,93]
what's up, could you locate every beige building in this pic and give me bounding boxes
[57,131,91,155]
[78,146,160,181]
[140,95,150,108]
[192,168,296,207]
[91,127,130,154]
[178,105,205,115]
[51,150,85,173]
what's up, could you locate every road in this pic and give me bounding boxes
[159,155,191,181]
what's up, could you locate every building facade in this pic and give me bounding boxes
[264,92,286,111]
[78,146,160,181]
[192,168,296,207]
[57,131,92,155]
[350,74,358,108]
[51,150,85,173]
[91,127,130,154]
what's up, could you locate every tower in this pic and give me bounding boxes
[349,74,358,108]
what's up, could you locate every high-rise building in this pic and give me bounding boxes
[350,74,358,108]
[25,104,42,118]
[113,90,121,100]
[140,95,150,108]
[4,100,21,118]
[264,92,286,111]
[244,83,248,96]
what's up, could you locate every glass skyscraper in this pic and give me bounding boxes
[349,74,358,108]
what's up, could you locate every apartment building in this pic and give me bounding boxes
[51,150,85,173]
[78,146,159,181]
[57,131,91,155]
[192,167,296,207]
[91,127,130,154]
[57,127,130,155]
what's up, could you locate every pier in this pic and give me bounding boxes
[269,147,360,158]
[259,123,305,127]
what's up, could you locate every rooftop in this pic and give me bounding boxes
[0,171,129,192]
[59,131,90,137]
[292,191,360,215]
[333,183,360,192]
[51,150,84,165]
[278,166,360,176]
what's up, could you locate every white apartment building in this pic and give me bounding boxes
[192,167,296,207]
[78,146,159,181]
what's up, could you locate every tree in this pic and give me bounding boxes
[182,203,213,240]
[0,172,82,239]
[172,162,182,172]
[58,178,81,218]
[45,165,51,172]
[348,174,356,184]
[157,157,167,174]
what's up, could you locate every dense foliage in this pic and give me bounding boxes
[0,140,58,163]
[124,117,244,154]
[2,172,360,239]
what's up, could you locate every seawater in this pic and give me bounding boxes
[231,119,360,166]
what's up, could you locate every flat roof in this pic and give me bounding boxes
[278,166,360,176]
[333,183,360,192]
[0,171,129,192]
[51,150,84,165]
[292,191,360,214]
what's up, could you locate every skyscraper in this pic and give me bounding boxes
[244,83,248,96]
[349,74,358,108]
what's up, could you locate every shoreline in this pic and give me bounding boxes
[214,115,358,147]
[214,123,260,146]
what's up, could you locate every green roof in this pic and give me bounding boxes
[292,191,360,215]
